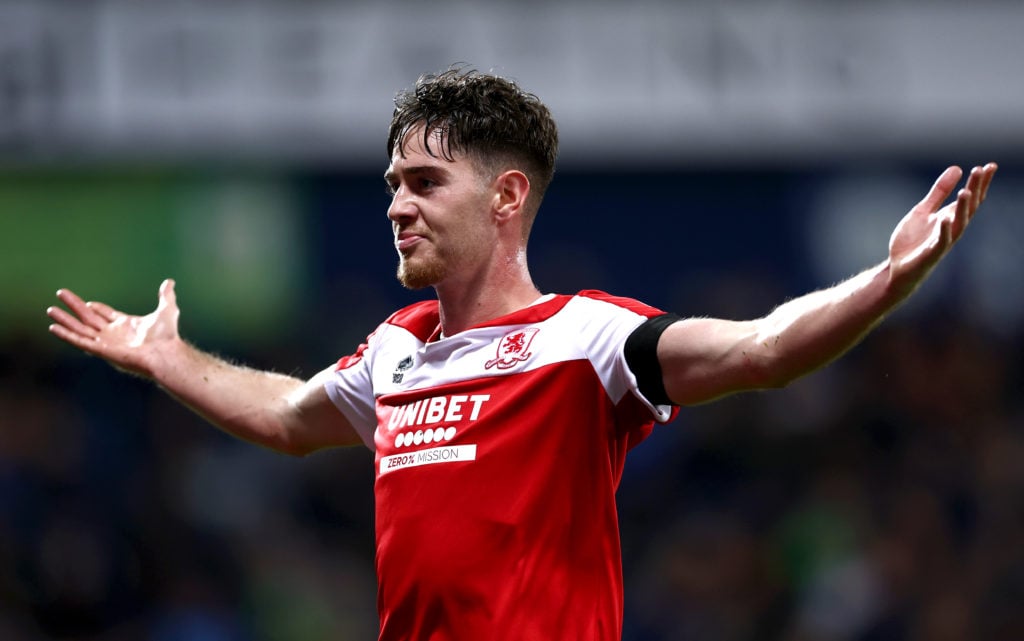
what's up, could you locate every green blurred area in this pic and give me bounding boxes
[0,169,308,347]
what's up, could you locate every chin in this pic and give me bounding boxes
[398,277,434,291]
[397,261,445,290]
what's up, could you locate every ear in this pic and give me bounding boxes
[491,170,531,225]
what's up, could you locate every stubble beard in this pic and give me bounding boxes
[395,221,490,290]
[396,249,450,290]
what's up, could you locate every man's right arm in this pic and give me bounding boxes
[47,279,363,455]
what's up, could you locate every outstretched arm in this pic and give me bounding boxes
[47,279,361,455]
[658,163,997,406]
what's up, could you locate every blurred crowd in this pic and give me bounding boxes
[621,309,1024,641]
[2,295,1022,641]
[0,329,380,641]
[3,162,1023,641]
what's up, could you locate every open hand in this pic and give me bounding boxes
[888,163,997,294]
[47,279,182,378]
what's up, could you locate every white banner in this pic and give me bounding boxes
[0,0,1019,165]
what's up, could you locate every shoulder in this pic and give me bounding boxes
[375,292,665,340]
[382,299,441,342]
[571,290,667,319]
[334,300,439,372]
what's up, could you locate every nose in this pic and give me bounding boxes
[387,185,417,224]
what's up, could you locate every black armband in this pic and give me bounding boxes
[624,313,682,406]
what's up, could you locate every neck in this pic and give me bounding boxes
[434,249,540,336]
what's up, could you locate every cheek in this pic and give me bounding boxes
[460,219,498,256]
[443,205,492,245]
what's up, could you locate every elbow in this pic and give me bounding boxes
[762,369,798,390]
[245,432,314,458]
[280,442,317,458]
[264,415,318,458]
[746,366,791,392]
[274,430,323,457]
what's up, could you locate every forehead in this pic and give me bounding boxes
[394,123,443,158]
[386,125,477,177]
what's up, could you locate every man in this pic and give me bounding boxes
[47,68,997,640]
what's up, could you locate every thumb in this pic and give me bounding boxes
[157,278,177,310]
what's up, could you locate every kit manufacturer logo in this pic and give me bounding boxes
[392,355,414,383]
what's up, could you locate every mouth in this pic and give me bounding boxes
[395,232,425,253]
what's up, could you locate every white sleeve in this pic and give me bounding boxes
[323,328,381,450]
[566,297,676,423]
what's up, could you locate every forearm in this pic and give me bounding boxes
[46,283,355,454]
[149,339,311,454]
[659,261,911,405]
[751,261,903,387]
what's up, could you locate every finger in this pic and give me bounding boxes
[966,167,983,214]
[86,300,119,322]
[48,322,103,355]
[967,163,997,217]
[918,166,963,213]
[978,162,997,202]
[951,189,971,240]
[46,304,100,339]
[972,166,987,208]
[940,212,954,250]
[56,288,107,331]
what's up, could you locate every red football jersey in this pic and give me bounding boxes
[325,291,677,641]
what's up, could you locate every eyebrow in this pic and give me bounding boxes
[384,164,451,185]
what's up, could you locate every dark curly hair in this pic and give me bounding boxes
[387,67,559,212]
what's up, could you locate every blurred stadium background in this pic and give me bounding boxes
[2,1,1022,640]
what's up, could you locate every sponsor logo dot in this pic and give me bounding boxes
[394,427,458,449]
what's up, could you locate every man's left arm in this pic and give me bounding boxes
[656,163,997,406]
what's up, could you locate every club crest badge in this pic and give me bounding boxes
[485,328,539,370]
